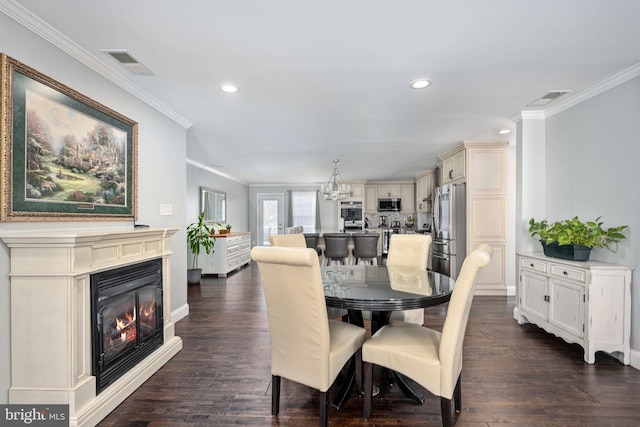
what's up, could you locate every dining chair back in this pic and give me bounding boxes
[304,233,322,256]
[269,233,306,248]
[251,246,366,427]
[386,233,431,270]
[385,233,432,324]
[352,233,379,265]
[270,233,345,320]
[362,244,493,427]
[322,233,350,266]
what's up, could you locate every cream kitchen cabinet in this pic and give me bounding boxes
[377,184,400,198]
[364,185,378,212]
[365,182,414,212]
[517,252,631,365]
[439,146,466,184]
[400,183,415,213]
[344,181,365,202]
[441,141,507,295]
[198,232,251,277]
[415,170,435,212]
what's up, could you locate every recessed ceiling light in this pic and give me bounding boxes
[498,129,511,135]
[221,84,239,93]
[410,79,431,89]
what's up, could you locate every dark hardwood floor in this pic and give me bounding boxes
[99,262,640,426]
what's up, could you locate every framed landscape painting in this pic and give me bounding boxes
[1,54,137,222]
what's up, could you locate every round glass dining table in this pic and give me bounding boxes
[321,265,455,408]
[322,264,455,314]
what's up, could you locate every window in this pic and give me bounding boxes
[290,191,317,233]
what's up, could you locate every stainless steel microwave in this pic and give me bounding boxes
[378,198,401,212]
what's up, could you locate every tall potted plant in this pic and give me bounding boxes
[187,211,217,284]
[528,216,627,261]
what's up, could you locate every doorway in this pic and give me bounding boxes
[257,193,284,245]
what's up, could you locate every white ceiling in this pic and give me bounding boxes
[5,0,640,184]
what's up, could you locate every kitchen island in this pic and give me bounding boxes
[314,228,416,261]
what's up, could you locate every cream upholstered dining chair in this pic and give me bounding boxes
[269,233,346,320]
[385,233,432,325]
[251,246,366,427]
[362,244,493,427]
[269,233,306,248]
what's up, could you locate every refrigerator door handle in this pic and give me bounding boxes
[433,187,441,236]
[432,252,449,260]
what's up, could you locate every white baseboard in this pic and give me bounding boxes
[172,303,189,322]
[629,349,640,371]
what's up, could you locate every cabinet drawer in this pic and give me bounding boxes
[227,252,250,270]
[520,257,547,273]
[550,264,586,283]
[227,244,242,255]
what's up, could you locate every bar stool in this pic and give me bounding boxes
[352,233,379,265]
[322,233,350,266]
[303,233,322,256]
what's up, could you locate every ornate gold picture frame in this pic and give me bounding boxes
[1,54,137,222]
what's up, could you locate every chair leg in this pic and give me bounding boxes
[440,396,452,427]
[363,362,373,420]
[272,375,281,416]
[454,375,462,413]
[354,348,363,396]
[319,390,328,427]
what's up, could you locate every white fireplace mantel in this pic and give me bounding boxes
[0,228,183,427]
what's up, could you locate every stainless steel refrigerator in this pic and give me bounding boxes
[432,182,466,279]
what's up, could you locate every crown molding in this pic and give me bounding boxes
[545,62,640,118]
[187,159,247,185]
[0,0,192,129]
[516,110,546,121]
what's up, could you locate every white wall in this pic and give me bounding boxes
[544,76,640,354]
[0,13,189,402]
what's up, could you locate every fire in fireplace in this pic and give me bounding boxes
[91,258,164,394]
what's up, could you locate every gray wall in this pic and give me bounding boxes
[543,76,640,352]
[248,185,339,246]
[186,162,250,266]
[0,13,188,402]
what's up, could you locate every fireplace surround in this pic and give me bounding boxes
[0,228,182,427]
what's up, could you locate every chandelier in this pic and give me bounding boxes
[322,159,351,201]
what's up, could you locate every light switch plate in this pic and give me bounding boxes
[160,204,173,216]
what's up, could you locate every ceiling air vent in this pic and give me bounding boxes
[102,49,155,76]
[527,90,571,106]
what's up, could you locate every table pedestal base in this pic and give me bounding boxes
[331,309,426,409]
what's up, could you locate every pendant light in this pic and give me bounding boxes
[321,159,351,201]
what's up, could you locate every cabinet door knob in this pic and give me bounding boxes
[530,263,534,267]
[563,271,568,275]
[449,170,454,179]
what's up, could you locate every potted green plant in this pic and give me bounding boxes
[528,216,628,261]
[187,211,218,284]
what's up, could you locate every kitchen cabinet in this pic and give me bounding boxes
[517,252,631,365]
[377,184,400,198]
[364,182,414,213]
[440,147,465,184]
[364,185,377,212]
[344,181,365,202]
[437,141,508,295]
[400,183,415,213]
[415,170,435,213]
[198,232,251,277]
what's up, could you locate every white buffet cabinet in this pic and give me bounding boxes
[517,252,631,364]
[199,232,251,277]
